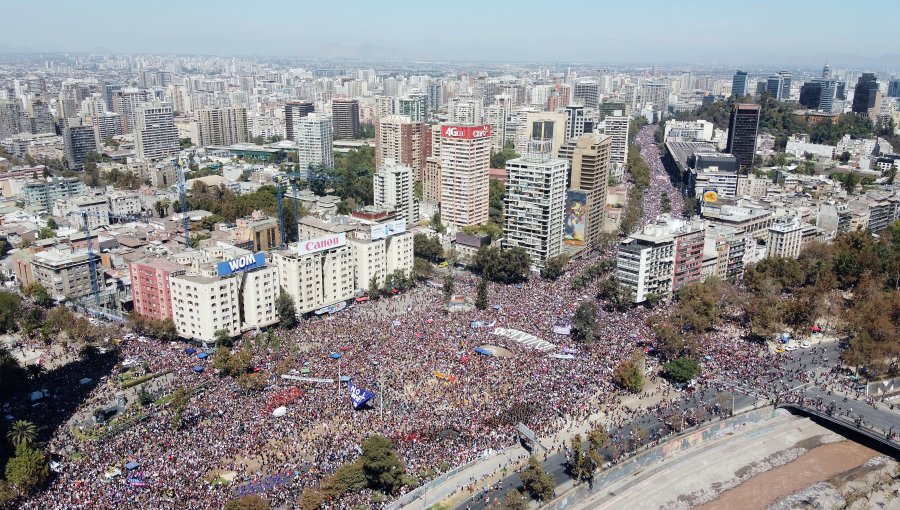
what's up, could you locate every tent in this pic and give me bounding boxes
[197,352,209,360]
[184,348,197,355]
[474,347,494,356]
[329,353,341,359]
[549,354,575,360]
[124,461,140,471]
[299,368,311,374]
[339,376,351,382]
[272,406,287,418]
[192,366,204,373]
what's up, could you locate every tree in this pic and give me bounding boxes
[431,211,445,234]
[502,489,529,510]
[18,307,44,340]
[0,348,26,401]
[413,233,443,262]
[613,351,644,393]
[475,278,488,310]
[215,328,233,349]
[0,292,21,333]
[542,254,569,280]
[413,257,433,281]
[572,301,598,343]
[179,138,194,150]
[298,488,324,510]
[4,443,48,495]
[442,274,454,302]
[520,455,555,501]
[6,420,37,448]
[45,218,58,230]
[567,434,586,481]
[359,435,406,495]
[490,141,520,169]
[224,495,269,510]
[276,292,297,329]
[662,357,701,384]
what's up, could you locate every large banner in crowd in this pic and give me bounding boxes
[564,190,588,246]
[492,328,557,352]
[348,381,376,409]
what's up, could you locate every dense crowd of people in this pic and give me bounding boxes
[636,125,685,225]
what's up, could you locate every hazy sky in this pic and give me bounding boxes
[3,0,898,66]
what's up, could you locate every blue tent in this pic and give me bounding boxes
[492,305,502,310]
[330,353,341,359]
[192,366,204,373]
[124,461,140,470]
[474,347,494,356]
[339,376,351,382]
[184,348,197,355]
[197,352,209,359]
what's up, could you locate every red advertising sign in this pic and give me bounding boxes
[441,125,491,139]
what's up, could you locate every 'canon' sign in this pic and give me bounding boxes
[293,233,347,256]
[441,125,491,140]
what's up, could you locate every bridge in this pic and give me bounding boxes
[777,403,900,456]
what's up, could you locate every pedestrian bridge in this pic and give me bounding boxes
[777,404,900,457]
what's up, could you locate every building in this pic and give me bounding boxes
[427,82,444,111]
[852,73,882,122]
[568,133,612,248]
[766,71,792,100]
[197,107,249,147]
[235,212,281,251]
[503,141,567,268]
[375,115,430,176]
[93,113,123,145]
[766,215,803,259]
[617,232,674,303]
[725,103,761,174]
[602,112,630,167]
[640,81,670,113]
[523,111,568,157]
[332,99,360,139]
[0,99,25,140]
[130,258,185,321]
[63,122,98,170]
[448,96,485,125]
[284,101,314,141]
[296,113,334,170]
[28,99,54,134]
[134,102,179,161]
[565,105,591,140]
[395,96,426,122]
[573,80,600,109]
[887,79,900,98]
[58,195,110,229]
[31,247,101,301]
[732,71,750,97]
[111,88,150,133]
[373,160,418,225]
[22,177,87,211]
[671,220,706,291]
[440,124,491,227]
[422,157,442,204]
[273,234,356,314]
[663,120,715,142]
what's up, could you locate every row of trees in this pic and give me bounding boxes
[619,144,651,235]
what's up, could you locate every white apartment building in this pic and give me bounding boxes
[54,195,110,230]
[766,215,803,259]
[373,160,418,225]
[273,233,356,314]
[663,119,715,142]
[448,96,485,125]
[616,232,675,303]
[439,124,491,227]
[134,101,179,161]
[503,142,567,268]
[107,191,143,217]
[296,113,334,169]
[601,112,630,167]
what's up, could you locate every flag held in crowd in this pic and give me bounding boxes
[348,380,375,409]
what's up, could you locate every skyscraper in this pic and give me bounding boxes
[565,105,589,140]
[725,103,760,174]
[111,88,151,133]
[296,113,334,170]
[569,133,613,248]
[64,120,98,169]
[331,99,360,139]
[0,99,25,140]
[284,101,314,141]
[375,115,431,177]
[573,80,600,109]
[440,124,491,227]
[427,82,444,112]
[197,107,249,146]
[134,102,179,161]
[28,99,54,134]
[602,112,630,167]
[732,71,749,97]
[852,73,882,122]
[766,71,792,100]
[395,96,426,122]
[888,79,900,98]
[373,160,418,225]
[640,81,670,112]
[799,80,837,112]
[448,96,484,125]
[504,140,568,268]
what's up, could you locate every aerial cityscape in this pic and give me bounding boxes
[0,2,899,510]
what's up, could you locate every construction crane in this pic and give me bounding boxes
[273,172,306,249]
[73,210,145,310]
[177,158,190,247]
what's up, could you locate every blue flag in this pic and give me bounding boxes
[348,380,375,410]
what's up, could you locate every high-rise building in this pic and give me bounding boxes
[448,96,484,125]
[375,115,431,177]
[732,71,749,97]
[565,105,590,140]
[440,124,491,227]
[28,99,54,134]
[766,71,792,100]
[799,82,823,110]
[766,215,803,259]
[822,63,831,79]
[640,81,670,112]
[504,140,567,268]
[102,82,124,112]
[296,113,334,170]
[888,79,900,98]
[568,133,612,248]
[422,157,442,203]
[64,120,98,170]
[197,106,249,146]
[602,112,630,167]
[523,111,568,157]
[331,99,360,139]
[111,88,151,133]
[130,258,185,321]
[134,102,179,161]
[852,73,882,122]
[374,160,418,225]
[427,82,444,112]
[725,103,760,174]
[284,101,314,141]
[573,80,600,109]
[395,96,426,122]
[93,113,123,146]
[0,99,24,140]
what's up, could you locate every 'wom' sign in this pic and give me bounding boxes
[217,252,266,277]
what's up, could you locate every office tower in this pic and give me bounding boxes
[822,63,831,79]
[93,113,123,145]
[835,81,847,100]
[799,82,823,110]
[565,105,588,140]
[725,103,761,174]
[766,71,792,100]
[374,160,418,225]
[427,82,444,112]
[573,80,600,108]
[296,113,334,170]
[28,99,54,134]
[602,112,630,166]
[111,88,151,133]
[523,111,568,157]
[504,140,568,268]
[134,102,179,161]
[0,99,25,139]
[64,120,99,169]
[102,82,123,111]
[888,79,900,98]
[732,71,749,97]
[331,99,360,139]
[568,133,612,248]
[439,124,491,227]
[197,106,249,146]
[284,101,314,141]
[395,96,426,122]
[375,115,431,176]
[852,73,882,122]
[448,96,484,125]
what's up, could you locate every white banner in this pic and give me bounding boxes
[492,328,556,352]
